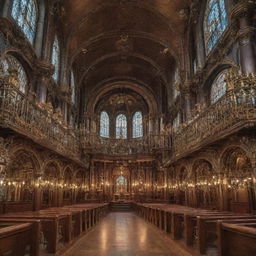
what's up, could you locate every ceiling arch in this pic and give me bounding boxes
[86,81,158,115]
[61,0,190,112]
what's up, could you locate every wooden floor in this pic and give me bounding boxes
[64,212,192,256]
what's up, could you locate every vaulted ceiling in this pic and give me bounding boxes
[60,0,191,111]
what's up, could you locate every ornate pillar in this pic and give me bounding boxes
[127,115,132,139]
[183,91,191,120]
[35,60,54,103]
[148,115,153,134]
[231,1,256,74]
[109,116,115,138]
[34,0,46,57]
[33,173,43,211]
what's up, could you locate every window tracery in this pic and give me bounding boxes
[132,111,143,138]
[116,114,127,139]
[100,111,110,138]
[51,36,60,82]
[11,0,38,44]
[0,54,28,93]
[204,0,228,54]
[210,70,227,104]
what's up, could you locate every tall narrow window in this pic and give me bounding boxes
[204,0,228,54]
[51,36,60,82]
[116,114,127,139]
[132,111,143,138]
[100,111,109,138]
[210,70,227,104]
[11,0,38,43]
[1,54,27,93]
[70,71,75,104]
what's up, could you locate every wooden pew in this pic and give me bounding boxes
[40,207,83,238]
[0,220,40,256]
[218,222,256,256]
[196,215,256,254]
[184,213,247,247]
[134,203,256,256]
[0,212,71,254]
[0,203,109,255]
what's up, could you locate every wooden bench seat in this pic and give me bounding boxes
[0,219,40,256]
[39,207,83,238]
[196,215,256,254]
[218,222,256,256]
[134,203,256,256]
[0,211,71,254]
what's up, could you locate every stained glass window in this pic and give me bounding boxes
[116,114,127,139]
[132,111,143,138]
[70,71,75,104]
[51,36,60,82]
[11,0,38,44]
[100,111,110,138]
[204,0,228,54]
[210,70,227,104]
[0,54,27,93]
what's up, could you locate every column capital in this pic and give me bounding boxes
[230,0,256,21]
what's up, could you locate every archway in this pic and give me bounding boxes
[42,161,60,208]
[221,147,255,213]
[3,150,39,206]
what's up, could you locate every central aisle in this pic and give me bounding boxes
[65,212,192,256]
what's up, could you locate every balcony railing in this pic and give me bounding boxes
[1,69,255,161]
[0,77,80,161]
[172,73,256,159]
[80,133,171,155]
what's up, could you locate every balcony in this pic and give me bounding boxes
[80,133,171,156]
[0,76,80,162]
[172,72,256,160]
[2,69,254,162]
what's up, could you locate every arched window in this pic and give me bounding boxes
[204,0,228,54]
[70,71,75,104]
[210,70,227,104]
[0,54,28,93]
[116,114,127,139]
[132,111,143,138]
[51,36,60,82]
[100,111,110,138]
[11,0,38,44]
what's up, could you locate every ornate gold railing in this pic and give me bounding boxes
[0,77,80,161]
[1,68,255,161]
[172,72,256,159]
[80,133,171,155]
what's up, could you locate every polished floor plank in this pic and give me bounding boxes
[64,212,192,256]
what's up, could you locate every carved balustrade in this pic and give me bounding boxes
[0,77,80,161]
[172,72,256,159]
[80,133,171,155]
[1,67,255,161]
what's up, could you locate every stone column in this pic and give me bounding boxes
[34,0,46,57]
[35,60,54,103]
[148,115,153,134]
[231,1,256,74]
